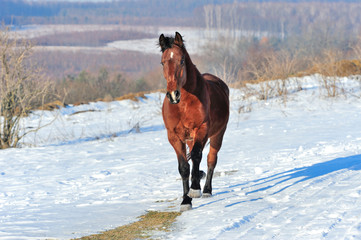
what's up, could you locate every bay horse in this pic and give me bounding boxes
[159,32,229,211]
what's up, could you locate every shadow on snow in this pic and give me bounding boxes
[225,154,361,208]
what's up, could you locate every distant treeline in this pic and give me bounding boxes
[1,0,234,25]
[199,2,361,88]
[2,0,360,26]
[202,2,361,43]
[3,0,361,106]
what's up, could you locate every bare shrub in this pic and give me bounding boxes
[241,45,307,102]
[211,56,239,85]
[311,49,346,98]
[51,64,166,105]
[0,27,52,149]
[353,37,361,59]
[60,68,131,104]
[199,1,361,103]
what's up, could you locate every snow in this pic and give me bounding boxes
[107,27,272,55]
[14,25,269,55]
[13,25,205,55]
[2,75,361,239]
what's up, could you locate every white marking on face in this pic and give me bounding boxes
[170,52,174,59]
[171,91,176,100]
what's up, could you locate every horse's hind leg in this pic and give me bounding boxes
[203,127,226,197]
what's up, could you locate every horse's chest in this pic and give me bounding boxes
[174,118,199,142]
[164,99,207,142]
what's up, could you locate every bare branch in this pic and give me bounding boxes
[0,26,53,149]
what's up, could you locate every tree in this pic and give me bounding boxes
[0,27,51,149]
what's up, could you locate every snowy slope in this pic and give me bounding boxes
[1,75,361,239]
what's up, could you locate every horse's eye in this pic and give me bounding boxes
[160,62,164,66]
[180,57,185,65]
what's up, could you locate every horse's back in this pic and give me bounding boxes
[202,73,229,136]
[202,73,229,97]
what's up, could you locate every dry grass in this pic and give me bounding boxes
[300,50,361,98]
[39,100,66,110]
[77,211,181,240]
[305,59,361,77]
[239,46,361,100]
[37,89,166,112]
[115,89,166,102]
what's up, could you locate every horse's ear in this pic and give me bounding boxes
[159,34,166,52]
[174,32,184,48]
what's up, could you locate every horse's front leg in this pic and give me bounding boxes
[178,153,192,211]
[188,123,208,198]
[168,132,192,211]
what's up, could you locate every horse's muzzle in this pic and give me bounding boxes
[166,90,181,104]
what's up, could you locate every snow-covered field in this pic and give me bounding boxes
[14,25,205,54]
[2,75,361,239]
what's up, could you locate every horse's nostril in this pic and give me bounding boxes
[166,91,180,104]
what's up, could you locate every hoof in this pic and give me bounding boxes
[180,204,192,212]
[188,188,202,198]
[202,193,212,198]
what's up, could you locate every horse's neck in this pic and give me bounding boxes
[183,53,204,93]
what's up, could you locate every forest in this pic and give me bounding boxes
[2,0,360,25]
[3,0,231,25]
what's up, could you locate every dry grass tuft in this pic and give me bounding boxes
[39,100,66,110]
[115,89,166,102]
[77,211,181,240]
[115,92,148,102]
[307,59,361,77]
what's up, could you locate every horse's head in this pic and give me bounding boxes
[159,32,187,104]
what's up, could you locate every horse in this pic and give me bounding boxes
[159,32,230,211]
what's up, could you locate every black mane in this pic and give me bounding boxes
[158,34,185,52]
